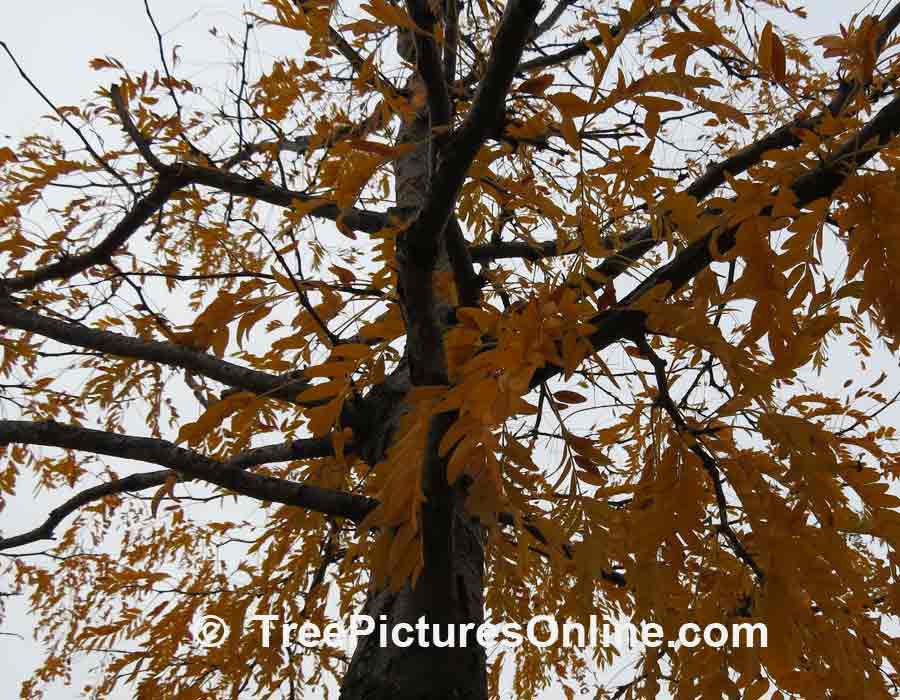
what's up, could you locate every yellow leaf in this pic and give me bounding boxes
[236,304,273,348]
[559,116,581,149]
[304,361,357,378]
[306,396,344,435]
[348,139,412,157]
[330,264,356,284]
[388,521,415,568]
[771,34,787,82]
[295,380,346,403]
[290,197,332,221]
[548,92,601,119]
[447,438,480,483]
[176,392,255,446]
[565,431,611,464]
[633,95,682,113]
[693,94,749,128]
[150,473,178,518]
[331,343,374,360]
[361,0,421,33]
[359,317,406,341]
[332,427,352,463]
[389,527,424,590]
[516,74,555,96]
[644,110,661,140]
[553,390,587,404]
[456,307,497,333]
[335,153,383,210]
[439,416,480,457]
[759,22,786,82]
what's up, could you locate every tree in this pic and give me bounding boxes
[2,0,900,697]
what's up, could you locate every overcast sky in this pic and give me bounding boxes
[0,1,894,698]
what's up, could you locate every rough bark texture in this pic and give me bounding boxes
[340,7,489,696]
[340,508,486,700]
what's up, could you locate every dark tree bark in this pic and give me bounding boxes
[341,2,490,693]
[340,507,487,700]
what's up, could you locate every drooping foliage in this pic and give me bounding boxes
[2,0,900,698]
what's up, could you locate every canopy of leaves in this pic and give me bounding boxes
[2,0,900,698]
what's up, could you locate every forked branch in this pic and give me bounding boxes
[0,420,376,552]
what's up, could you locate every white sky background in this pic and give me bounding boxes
[1,0,897,698]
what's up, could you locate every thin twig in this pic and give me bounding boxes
[635,335,766,584]
[1,41,135,195]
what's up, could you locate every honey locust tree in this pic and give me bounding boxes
[3,0,900,698]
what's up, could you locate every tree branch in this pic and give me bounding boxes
[0,298,311,402]
[180,163,387,233]
[0,420,376,552]
[517,5,674,72]
[474,16,900,288]
[399,0,543,385]
[0,432,351,551]
[445,216,483,307]
[470,239,559,263]
[406,0,452,130]
[621,91,900,308]
[585,0,900,284]
[110,83,167,172]
[0,468,174,551]
[226,434,347,470]
[531,91,900,386]
[3,176,186,293]
[2,163,387,295]
[635,336,765,583]
[530,0,575,40]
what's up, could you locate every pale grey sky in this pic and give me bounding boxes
[0,1,893,699]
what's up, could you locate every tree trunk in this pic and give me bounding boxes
[340,20,489,695]
[339,508,486,700]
